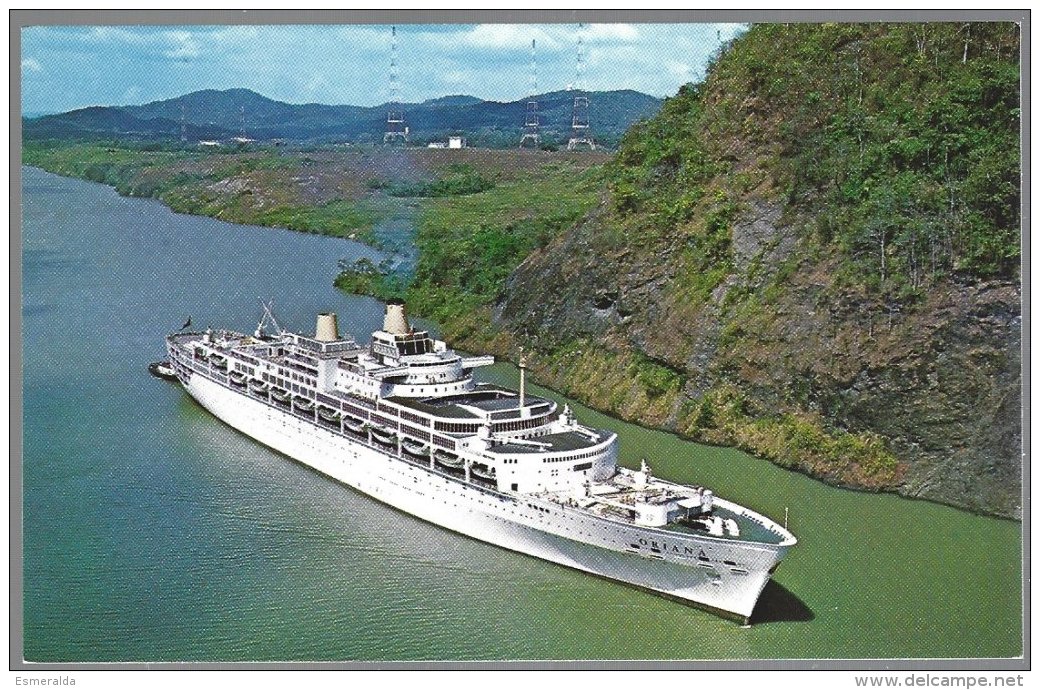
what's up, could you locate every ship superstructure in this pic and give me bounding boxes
[166,301,796,622]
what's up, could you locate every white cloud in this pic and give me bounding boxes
[442,70,470,87]
[210,25,261,43]
[583,23,639,43]
[452,24,561,51]
[84,26,153,46]
[21,23,750,113]
[303,73,329,95]
[164,31,201,59]
[665,60,694,79]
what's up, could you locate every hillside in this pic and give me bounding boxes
[445,24,1021,517]
[22,24,1021,518]
[23,88,662,149]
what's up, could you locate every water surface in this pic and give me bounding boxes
[20,167,1022,661]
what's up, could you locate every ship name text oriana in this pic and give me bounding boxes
[165,301,797,622]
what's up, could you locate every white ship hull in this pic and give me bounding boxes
[179,371,789,621]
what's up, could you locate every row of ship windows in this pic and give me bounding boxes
[392,463,754,572]
[250,379,460,454]
[229,379,743,573]
[391,461,748,570]
[292,353,319,367]
[543,450,599,464]
[269,369,316,388]
[400,410,427,426]
[263,355,317,377]
[435,422,481,434]
[492,418,545,433]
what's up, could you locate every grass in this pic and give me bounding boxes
[335,161,604,335]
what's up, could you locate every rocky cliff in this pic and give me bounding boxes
[490,23,1022,518]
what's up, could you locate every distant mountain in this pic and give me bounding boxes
[420,95,484,108]
[23,105,235,141]
[22,87,663,148]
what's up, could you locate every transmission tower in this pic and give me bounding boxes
[519,39,540,149]
[384,25,408,145]
[567,24,595,151]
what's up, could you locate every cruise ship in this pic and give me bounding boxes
[165,301,796,623]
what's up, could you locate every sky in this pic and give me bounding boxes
[20,23,746,115]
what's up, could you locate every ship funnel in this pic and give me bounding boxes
[315,312,339,342]
[383,300,410,335]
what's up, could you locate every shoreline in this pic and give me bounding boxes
[19,160,392,250]
[20,162,1020,523]
[483,358,1022,524]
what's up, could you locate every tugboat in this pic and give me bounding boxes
[148,361,177,380]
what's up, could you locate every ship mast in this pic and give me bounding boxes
[519,346,527,407]
[255,299,284,338]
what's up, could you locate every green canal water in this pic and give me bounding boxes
[20,167,1022,661]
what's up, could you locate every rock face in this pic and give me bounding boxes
[495,199,1021,518]
[487,23,1022,519]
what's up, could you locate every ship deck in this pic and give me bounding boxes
[540,473,790,546]
[388,385,554,421]
[168,330,790,547]
[492,430,606,454]
[661,505,787,545]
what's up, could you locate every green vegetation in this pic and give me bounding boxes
[23,24,1020,507]
[334,257,409,295]
[677,385,901,487]
[384,163,496,198]
[23,142,196,196]
[526,340,688,429]
[24,142,383,239]
[609,23,1020,302]
[336,163,603,336]
[474,23,1019,500]
[163,191,381,242]
[630,353,684,398]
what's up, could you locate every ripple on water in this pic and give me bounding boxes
[20,167,1022,662]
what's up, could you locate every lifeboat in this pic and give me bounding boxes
[471,463,496,481]
[402,439,430,457]
[370,427,397,446]
[343,417,367,434]
[434,450,464,470]
[249,379,269,393]
[229,370,247,387]
[211,354,228,369]
[270,387,291,404]
[317,406,341,422]
[293,396,314,412]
